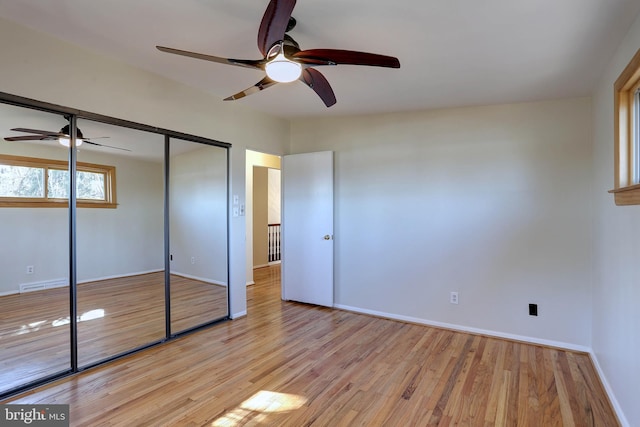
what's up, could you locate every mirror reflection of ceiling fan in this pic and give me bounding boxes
[4,125,131,152]
[156,0,400,107]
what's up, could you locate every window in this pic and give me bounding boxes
[611,47,640,205]
[0,154,117,208]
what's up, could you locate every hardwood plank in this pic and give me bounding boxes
[552,349,577,425]
[483,339,508,425]
[1,265,619,426]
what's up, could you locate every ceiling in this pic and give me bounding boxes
[1,0,639,119]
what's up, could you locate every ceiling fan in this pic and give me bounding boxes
[156,0,400,107]
[4,125,131,151]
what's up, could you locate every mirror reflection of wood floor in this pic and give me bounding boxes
[0,272,227,391]
[2,265,618,426]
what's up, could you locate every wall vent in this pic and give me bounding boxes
[20,279,68,294]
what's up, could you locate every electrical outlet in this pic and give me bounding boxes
[450,291,459,304]
[26,265,34,274]
[191,257,196,265]
[529,303,538,316]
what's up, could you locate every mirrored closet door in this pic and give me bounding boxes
[0,94,231,397]
[75,119,166,367]
[0,104,71,393]
[169,138,228,333]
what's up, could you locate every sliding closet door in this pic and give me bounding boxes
[0,104,71,394]
[169,138,228,333]
[1,96,232,397]
[75,120,166,367]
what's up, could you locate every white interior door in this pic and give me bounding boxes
[282,151,334,307]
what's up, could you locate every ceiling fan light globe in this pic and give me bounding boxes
[265,54,302,83]
[58,137,83,148]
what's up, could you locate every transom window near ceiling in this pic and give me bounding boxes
[0,154,116,208]
[612,47,640,205]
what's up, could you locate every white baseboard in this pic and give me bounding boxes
[231,310,247,319]
[3,270,167,296]
[170,271,227,287]
[246,281,255,286]
[6,270,227,295]
[78,269,163,285]
[589,351,629,427]
[254,262,281,269]
[333,304,590,353]
[18,278,68,294]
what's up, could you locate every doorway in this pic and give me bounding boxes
[245,150,281,289]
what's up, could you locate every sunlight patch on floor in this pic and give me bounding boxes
[10,309,106,335]
[52,309,106,327]
[211,390,307,426]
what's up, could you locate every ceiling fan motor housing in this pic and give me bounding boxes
[60,124,84,139]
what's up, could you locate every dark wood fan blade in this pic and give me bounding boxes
[10,127,64,136]
[4,135,54,142]
[300,68,336,107]
[156,46,264,70]
[84,140,131,152]
[224,76,278,101]
[294,49,401,68]
[257,0,297,56]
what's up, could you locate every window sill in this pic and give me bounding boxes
[609,184,640,205]
[0,201,117,209]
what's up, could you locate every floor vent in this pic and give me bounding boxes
[20,279,68,293]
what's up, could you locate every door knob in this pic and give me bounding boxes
[323,235,332,240]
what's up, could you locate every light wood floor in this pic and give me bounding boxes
[0,272,227,393]
[2,265,618,426]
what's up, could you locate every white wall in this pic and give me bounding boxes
[0,17,289,317]
[0,130,68,295]
[170,144,227,285]
[76,151,164,283]
[591,11,640,427]
[290,98,593,348]
[268,168,281,225]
